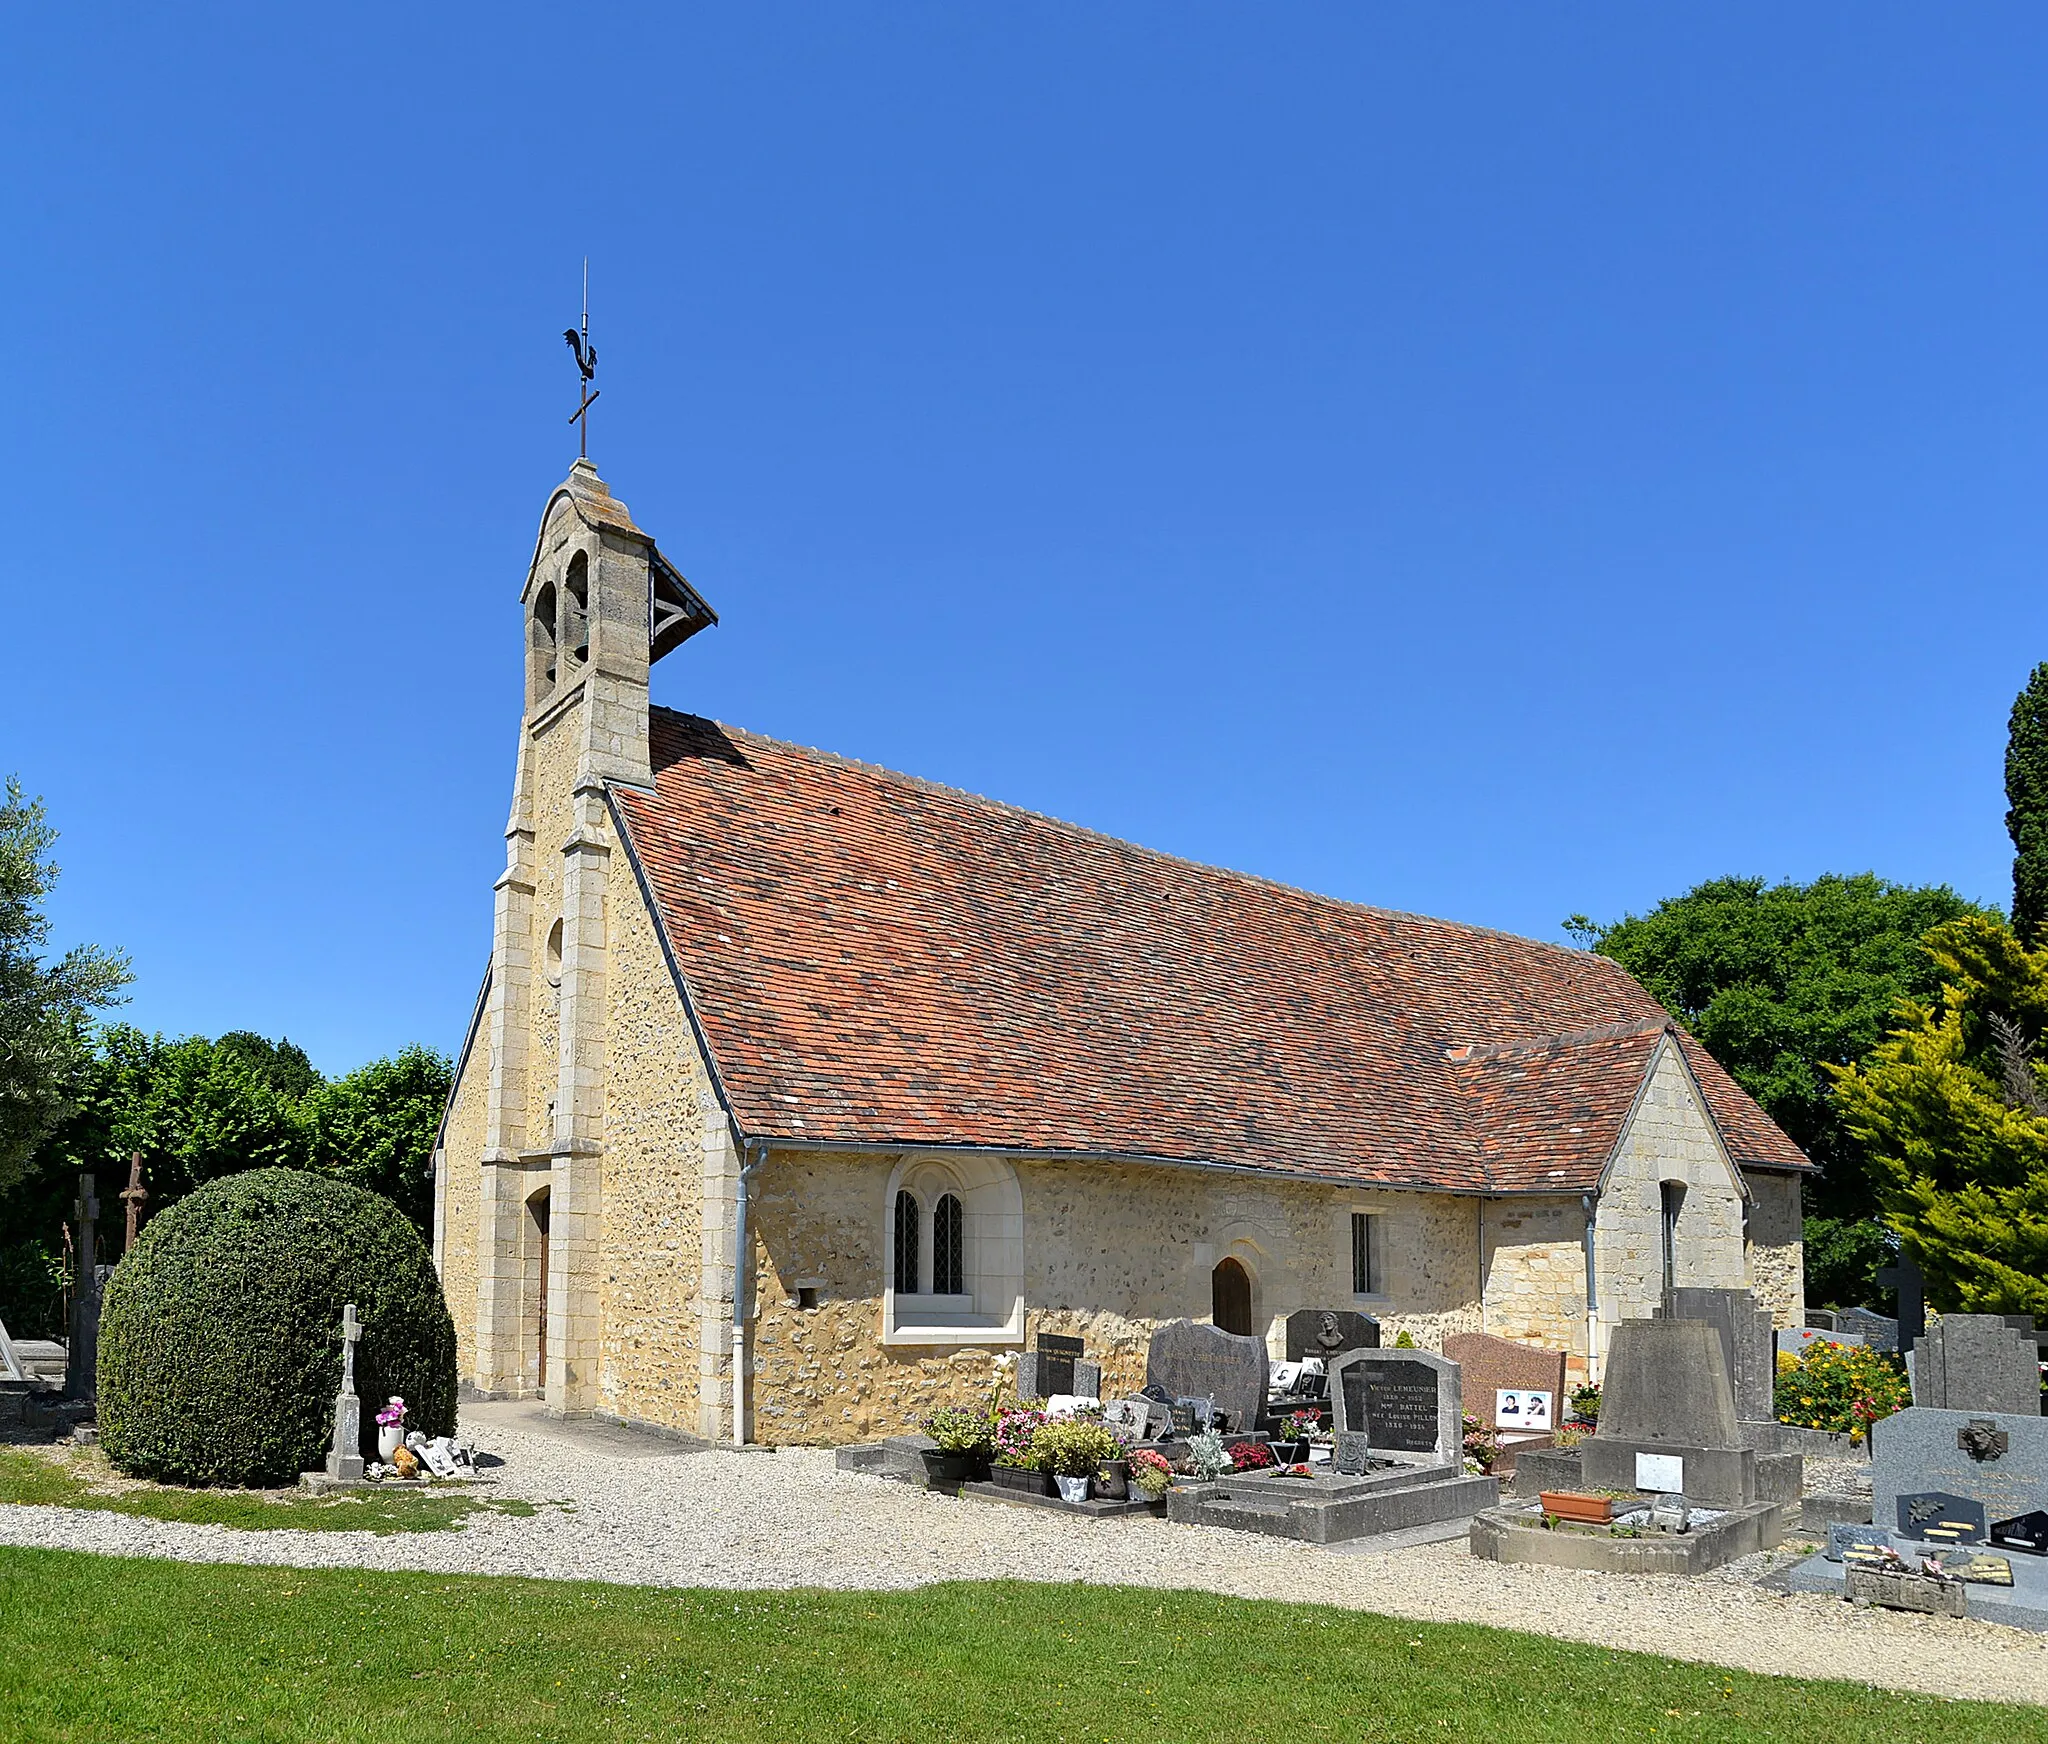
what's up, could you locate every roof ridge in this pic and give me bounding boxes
[649,705,1608,965]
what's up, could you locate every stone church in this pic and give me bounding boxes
[433,460,1810,1445]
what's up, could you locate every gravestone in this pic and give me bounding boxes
[324,1303,366,1482]
[1575,1318,1790,1509]
[1910,1315,2041,1415]
[1331,1347,1461,1466]
[1018,1332,1100,1403]
[1992,1510,2048,1556]
[1284,1309,1379,1362]
[1660,1287,1775,1423]
[1442,1332,1565,1434]
[1333,1431,1371,1475]
[1834,1308,1900,1353]
[1870,1405,2048,1546]
[1145,1320,1267,1434]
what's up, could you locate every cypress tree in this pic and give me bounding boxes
[2007,662,2048,946]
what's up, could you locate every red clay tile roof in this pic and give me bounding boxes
[610,710,1811,1193]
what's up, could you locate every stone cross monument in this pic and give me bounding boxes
[120,1153,149,1252]
[324,1304,366,1482]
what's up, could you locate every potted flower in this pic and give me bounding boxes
[375,1396,407,1462]
[1091,1419,1138,1499]
[1228,1439,1275,1473]
[918,1406,994,1487]
[1128,1447,1175,1503]
[1271,1410,1322,1463]
[1035,1420,1126,1504]
[1567,1382,1601,1428]
[1538,1489,1615,1524]
[989,1406,1053,1496]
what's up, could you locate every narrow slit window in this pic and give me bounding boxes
[1351,1212,1378,1295]
[932,1194,964,1295]
[1660,1181,1686,1294]
[893,1190,921,1295]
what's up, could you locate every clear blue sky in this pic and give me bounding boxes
[6,6,2046,1075]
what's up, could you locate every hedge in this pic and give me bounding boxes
[98,1168,456,1488]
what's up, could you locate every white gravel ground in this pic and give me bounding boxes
[1,1401,2042,1709]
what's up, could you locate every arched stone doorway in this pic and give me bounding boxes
[1211,1256,1254,1336]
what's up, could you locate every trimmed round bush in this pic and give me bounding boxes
[99,1168,456,1488]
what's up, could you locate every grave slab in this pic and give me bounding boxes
[1769,1545,2048,1632]
[1469,1500,1784,1573]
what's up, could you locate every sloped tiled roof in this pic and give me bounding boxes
[609,710,1811,1193]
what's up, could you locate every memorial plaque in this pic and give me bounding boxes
[1495,1388,1553,1432]
[1168,1402,1197,1436]
[1897,1490,1989,1545]
[1284,1309,1380,1362]
[1343,1358,1440,1454]
[1635,1452,1685,1494]
[1991,1510,2048,1556]
[1334,1431,1371,1476]
[1825,1523,1893,1563]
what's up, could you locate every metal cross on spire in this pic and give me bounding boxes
[564,259,600,459]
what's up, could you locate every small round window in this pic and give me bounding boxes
[545,917,564,986]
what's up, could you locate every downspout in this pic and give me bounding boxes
[731,1141,766,1447]
[1581,1192,1601,1387]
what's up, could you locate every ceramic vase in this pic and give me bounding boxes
[377,1401,405,1462]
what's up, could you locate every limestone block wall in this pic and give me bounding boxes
[745,1150,1485,1445]
[591,871,713,1434]
[1481,1196,1591,1375]
[1594,1040,1747,1330]
[1741,1167,1805,1328]
[435,1027,491,1378]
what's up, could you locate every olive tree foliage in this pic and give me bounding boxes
[0,779,130,1195]
[2007,661,2048,948]
[1565,873,1993,1306]
[1830,916,2048,1315]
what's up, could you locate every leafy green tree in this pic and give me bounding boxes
[0,780,131,1195]
[301,1044,452,1233]
[2008,662,2048,947]
[1830,916,2048,1314]
[1565,874,1993,1306]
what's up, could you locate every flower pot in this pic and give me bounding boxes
[1055,1475,1092,1504]
[1270,1440,1309,1464]
[919,1449,987,1487]
[1539,1490,1614,1524]
[989,1464,1054,1497]
[1091,1461,1129,1500]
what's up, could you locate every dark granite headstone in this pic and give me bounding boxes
[1145,1319,1267,1435]
[1284,1309,1380,1362]
[1835,1308,1900,1353]
[1033,1333,1082,1397]
[1910,1316,2042,1415]
[1897,1490,1988,1545]
[1330,1347,1461,1464]
[1660,1287,1775,1423]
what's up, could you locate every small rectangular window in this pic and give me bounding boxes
[1351,1213,1378,1295]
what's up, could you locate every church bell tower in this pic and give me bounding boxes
[471,456,716,1411]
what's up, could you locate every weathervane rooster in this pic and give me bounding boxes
[565,259,600,458]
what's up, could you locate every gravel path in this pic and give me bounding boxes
[1,1402,2041,1709]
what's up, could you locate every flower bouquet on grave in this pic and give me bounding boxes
[989,1406,1053,1496]
[1566,1382,1601,1428]
[1461,1413,1499,1476]
[1228,1439,1275,1473]
[1272,1410,1322,1463]
[919,1405,995,1487]
[374,1396,407,1463]
[1128,1448,1175,1501]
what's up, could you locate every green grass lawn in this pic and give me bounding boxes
[0,1549,2038,1743]
[0,1445,536,1533]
